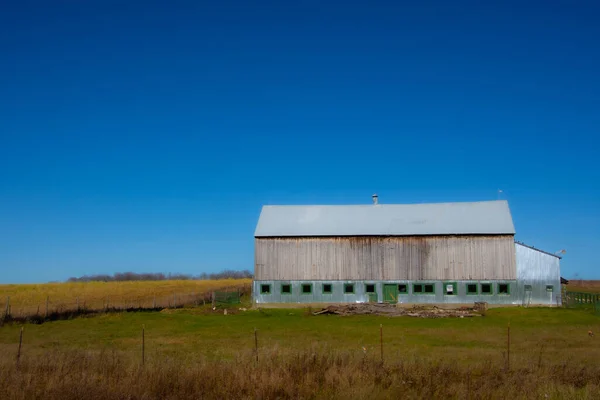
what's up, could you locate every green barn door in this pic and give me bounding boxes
[383,284,398,303]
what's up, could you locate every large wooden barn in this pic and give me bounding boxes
[253,198,561,306]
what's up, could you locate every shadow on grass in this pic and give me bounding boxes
[0,306,170,326]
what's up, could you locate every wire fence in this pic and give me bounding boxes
[563,290,600,315]
[214,291,242,305]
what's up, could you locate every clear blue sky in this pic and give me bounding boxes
[1,1,599,283]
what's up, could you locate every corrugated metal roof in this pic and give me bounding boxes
[255,200,515,237]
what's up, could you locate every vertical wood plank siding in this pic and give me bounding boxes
[255,235,516,280]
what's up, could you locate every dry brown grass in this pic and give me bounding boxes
[1,348,599,399]
[567,280,600,293]
[0,279,252,318]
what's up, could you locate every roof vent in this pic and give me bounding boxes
[372,194,378,205]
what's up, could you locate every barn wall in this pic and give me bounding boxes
[253,280,522,305]
[255,235,516,281]
[515,243,561,306]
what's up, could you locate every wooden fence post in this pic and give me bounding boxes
[142,324,145,366]
[45,296,49,318]
[16,327,23,368]
[4,296,9,319]
[380,324,384,364]
[467,368,471,400]
[254,328,258,363]
[506,322,511,371]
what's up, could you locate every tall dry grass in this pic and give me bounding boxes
[0,279,252,318]
[1,348,599,399]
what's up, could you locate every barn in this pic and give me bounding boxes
[253,198,561,306]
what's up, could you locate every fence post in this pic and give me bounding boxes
[4,296,9,319]
[16,326,23,368]
[45,296,49,318]
[254,328,258,363]
[506,322,511,371]
[153,296,156,309]
[212,292,215,308]
[380,324,384,364]
[142,324,145,366]
[76,297,80,311]
[466,368,471,400]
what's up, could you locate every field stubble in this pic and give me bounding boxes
[0,279,252,319]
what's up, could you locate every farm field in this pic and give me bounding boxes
[0,279,252,317]
[1,305,599,399]
[567,280,600,293]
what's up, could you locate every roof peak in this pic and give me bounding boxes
[263,200,508,208]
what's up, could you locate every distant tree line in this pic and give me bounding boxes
[67,270,254,282]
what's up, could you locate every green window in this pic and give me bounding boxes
[260,284,271,294]
[365,284,376,293]
[301,283,312,294]
[546,285,554,292]
[344,283,355,294]
[413,283,435,294]
[498,283,510,295]
[322,283,332,294]
[281,284,292,294]
[480,283,493,295]
[398,284,408,294]
[466,283,478,295]
[444,282,457,295]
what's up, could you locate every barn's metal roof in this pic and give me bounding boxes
[255,200,515,237]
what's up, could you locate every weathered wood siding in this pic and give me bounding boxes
[255,235,516,280]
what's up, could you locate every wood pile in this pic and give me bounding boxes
[312,303,480,318]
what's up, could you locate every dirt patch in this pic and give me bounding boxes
[312,303,480,318]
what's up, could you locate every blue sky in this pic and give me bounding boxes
[1,1,599,283]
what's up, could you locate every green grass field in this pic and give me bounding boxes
[1,304,600,399]
[1,306,599,363]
